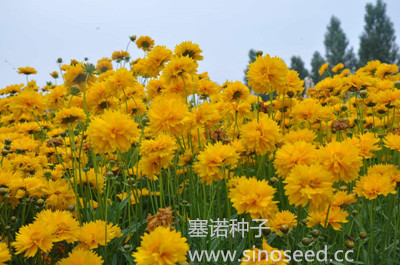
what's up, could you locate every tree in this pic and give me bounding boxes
[243,49,257,86]
[324,16,358,71]
[310,51,326,83]
[358,0,400,66]
[290,56,309,80]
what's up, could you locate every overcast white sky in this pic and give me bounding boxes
[1,0,400,88]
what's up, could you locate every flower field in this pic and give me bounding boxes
[1,36,400,264]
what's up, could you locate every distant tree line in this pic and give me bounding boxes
[245,0,400,86]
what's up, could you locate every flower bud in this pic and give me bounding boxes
[345,240,355,249]
[359,231,367,239]
[301,237,311,246]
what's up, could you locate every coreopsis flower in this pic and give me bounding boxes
[193,142,239,184]
[78,220,122,249]
[240,239,288,265]
[147,95,189,136]
[72,169,105,191]
[96,57,113,73]
[268,210,297,235]
[146,206,175,232]
[246,54,288,94]
[307,206,348,231]
[184,101,221,129]
[34,210,80,243]
[140,46,173,78]
[10,89,47,118]
[174,41,203,61]
[332,63,344,73]
[63,63,94,88]
[240,115,281,155]
[222,81,250,103]
[46,85,68,110]
[104,68,136,94]
[332,191,357,207]
[291,98,331,123]
[133,227,189,265]
[274,141,317,178]
[318,62,329,76]
[139,134,177,178]
[86,110,139,153]
[0,242,11,265]
[17,66,37,75]
[54,107,86,128]
[384,133,400,152]
[136,36,155,52]
[161,55,198,86]
[375,63,399,79]
[284,164,334,211]
[58,247,104,265]
[111,50,129,61]
[278,69,304,96]
[368,164,400,184]
[283,129,316,144]
[347,132,380,158]
[229,177,278,219]
[146,79,166,99]
[354,173,396,200]
[197,78,220,97]
[12,220,57,257]
[318,141,362,183]
[43,179,76,210]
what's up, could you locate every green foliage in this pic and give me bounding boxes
[310,51,326,84]
[290,56,309,80]
[324,16,358,71]
[358,0,400,66]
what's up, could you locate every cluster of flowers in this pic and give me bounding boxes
[0,35,400,264]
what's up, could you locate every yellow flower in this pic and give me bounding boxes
[133,226,189,265]
[332,191,357,206]
[63,63,94,88]
[318,141,362,183]
[347,132,380,158]
[10,89,46,118]
[194,142,239,184]
[139,134,177,178]
[368,164,400,184]
[0,242,11,265]
[283,128,316,144]
[274,141,317,178]
[161,56,198,86]
[136,36,155,52]
[240,115,281,155]
[111,50,129,61]
[78,220,122,249]
[222,81,250,103]
[269,210,297,235]
[148,95,189,136]
[307,206,348,231]
[284,164,334,211]
[54,107,86,128]
[354,173,396,200]
[43,179,76,210]
[58,247,103,265]
[241,239,288,265]
[246,54,288,94]
[12,220,57,257]
[35,209,80,243]
[318,62,329,76]
[384,133,400,152]
[73,169,105,191]
[87,110,139,153]
[174,41,203,61]
[229,177,278,219]
[96,57,113,73]
[17,66,37,75]
[332,63,344,73]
